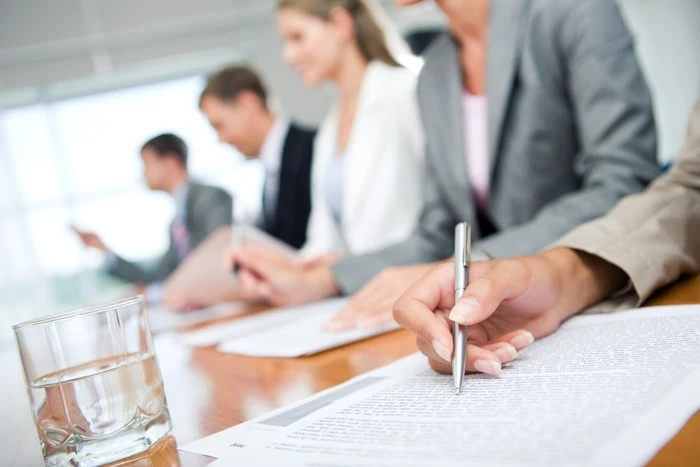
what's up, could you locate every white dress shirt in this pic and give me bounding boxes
[324,155,345,222]
[259,118,291,223]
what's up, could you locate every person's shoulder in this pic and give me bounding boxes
[528,0,630,56]
[529,0,597,14]
[190,182,231,202]
[421,32,455,68]
[368,61,419,105]
[529,0,621,25]
[372,60,416,82]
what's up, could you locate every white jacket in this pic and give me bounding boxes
[301,61,426,257]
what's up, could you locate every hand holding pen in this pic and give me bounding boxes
[391,229,571,378]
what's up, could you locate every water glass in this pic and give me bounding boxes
[13,296,172,466]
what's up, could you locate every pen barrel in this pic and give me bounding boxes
[454,288,465,305]
[452,320,468,390]
[454,264,468,292]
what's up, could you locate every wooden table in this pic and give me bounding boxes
[3,275,699,466]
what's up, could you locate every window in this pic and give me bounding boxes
[0,76,263,294]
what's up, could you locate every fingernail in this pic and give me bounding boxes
[511,331,535,350]
[432,340,452,362]
[474,359,502,377]
[449,297,480,323]
[493,345,518,363]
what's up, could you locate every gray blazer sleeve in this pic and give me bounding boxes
[555,97,700,307]
[108,244,179,284]
[477,1,660,258]
[331,152,454,294]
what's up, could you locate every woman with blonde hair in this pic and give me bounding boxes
[226,0,426,303]
[281,0,424,257]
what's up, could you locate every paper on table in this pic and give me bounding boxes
[146,303,245,334]
[181,298,400,356]
[182,305,700,466]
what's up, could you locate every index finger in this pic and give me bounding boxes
[392,262,456,361]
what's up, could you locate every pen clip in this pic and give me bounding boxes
[456,222,471,268]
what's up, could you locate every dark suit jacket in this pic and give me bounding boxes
[262,123,315,249]
[108,181,233,284]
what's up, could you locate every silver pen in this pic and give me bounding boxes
[452,222,471,394]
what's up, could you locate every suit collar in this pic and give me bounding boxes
[321,60,405,158]
[259,117,290,174]
[420,2,530,212]
[421,35,473,215]
[487,0,530,175]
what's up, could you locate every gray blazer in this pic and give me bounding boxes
[332,0,660,293]
[109,181,233,284]
[557,94,700,310]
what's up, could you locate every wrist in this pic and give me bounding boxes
[542,247,628,322]
[310,266,341,300]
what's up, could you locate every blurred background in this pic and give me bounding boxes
[0,0,698,342]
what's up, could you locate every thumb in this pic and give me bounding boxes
[449,259,531,326]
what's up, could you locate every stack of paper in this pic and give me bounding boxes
[181,305,700,466]
[182,298,400,357]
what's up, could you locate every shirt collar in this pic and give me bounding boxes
[172,182,190,221]
[259,117,290,173]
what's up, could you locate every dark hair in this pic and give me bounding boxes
[199,66,268,109]
[141,133,188,168]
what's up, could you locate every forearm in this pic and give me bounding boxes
[332,233,448,294]
[542,247,628,322]
[108,254,174,284]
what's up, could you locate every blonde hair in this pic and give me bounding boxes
[277,0,401,67]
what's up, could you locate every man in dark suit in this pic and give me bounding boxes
[199,66,315,249]
[74,133,233,291]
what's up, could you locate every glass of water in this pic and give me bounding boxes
[13,296,172,466]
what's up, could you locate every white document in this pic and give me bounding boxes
[232,224,300,263]
[181,298,400,357]
[182,305,700,466]
[146,303,245,334]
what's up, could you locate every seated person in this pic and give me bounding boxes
[200,66,315,249]
[74,133,233,301]
[228,0,661,328]
[394,94,700,375]
[224,0,429,299]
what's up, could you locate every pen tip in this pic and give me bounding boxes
[454,387,461,395]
